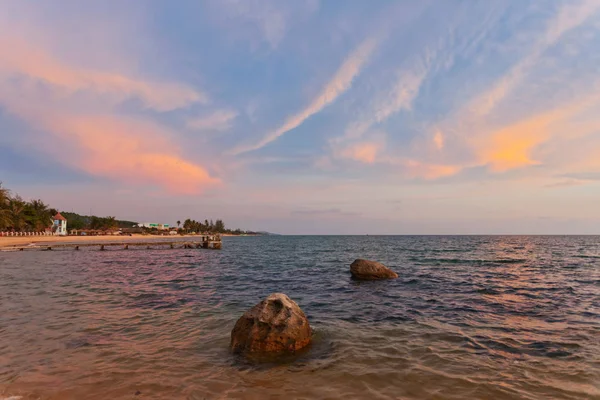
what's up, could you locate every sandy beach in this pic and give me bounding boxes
[0,234,212,249]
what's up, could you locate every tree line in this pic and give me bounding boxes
[0,182,135,232]
[178,218,257,235]
[1,182,259,235]
[61,212,137,231]
[0,182,58,231]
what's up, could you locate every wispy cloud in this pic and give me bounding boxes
[209,0,319,49]
[469,0,600,118]
[544,179,586,188]
[187,109,238,132]
[327,51,431,168]
[231,38,377,155]
[0,37,206,112]
[340,60,429,142]
[291,208,360,217]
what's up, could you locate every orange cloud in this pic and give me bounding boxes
[403,160,462,179]
[477,115,553,172]
[473,94,600,172]
[433,130,444,150]
[0,30,220,194]
[0,37,205,111]
[40,114,221,194]
[340,142,381,164]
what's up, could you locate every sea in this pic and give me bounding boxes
[0,235,599,400]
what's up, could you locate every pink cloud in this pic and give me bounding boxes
[0,15,220,195]
[39,114,221,194]
[340,142,381,164]
[403,160,462,180]
[0,37,206,111]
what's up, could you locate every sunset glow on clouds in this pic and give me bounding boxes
[1,0,600,233]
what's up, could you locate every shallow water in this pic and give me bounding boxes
[1,235,599,399]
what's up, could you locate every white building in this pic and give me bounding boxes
[52,212,68,236]
[137,222,170,230]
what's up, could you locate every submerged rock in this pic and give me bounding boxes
[350,259,398,280]
[230,293,312,356]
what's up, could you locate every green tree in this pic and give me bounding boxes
[0,182,11,230]
[25,199,53,231]
[214,219,225,233]
[105,216,118,230]
[183,218,192,233]
[62,212,87,230]
[89,216,103,230]
[8,196,26,231]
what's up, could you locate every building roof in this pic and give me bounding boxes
[53,212,67,221]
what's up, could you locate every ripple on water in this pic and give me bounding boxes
[0,235,599,399]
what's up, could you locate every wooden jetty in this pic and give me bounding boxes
[1,236,222,252]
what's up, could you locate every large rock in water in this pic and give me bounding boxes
[230,293,312,355]
[350,259,398,280]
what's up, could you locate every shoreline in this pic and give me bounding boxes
[0,234,246,249]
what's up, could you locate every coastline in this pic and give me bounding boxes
[0,234,239,249]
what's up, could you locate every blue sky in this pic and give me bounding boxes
[1,0,600,234]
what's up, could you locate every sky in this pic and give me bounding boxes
[1,0,600,234]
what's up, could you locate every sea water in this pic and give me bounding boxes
[1,235,599,399]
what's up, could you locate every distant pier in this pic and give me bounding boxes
[0,236,222,252]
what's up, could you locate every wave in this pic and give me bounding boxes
[409,257,528,264]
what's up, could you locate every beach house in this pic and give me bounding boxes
[52,212,68,236]
[137,223,170,230]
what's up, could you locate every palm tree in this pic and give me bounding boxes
[27,199,52,231]
[177,220,181,229]
[8,196,26,231]
[0,182,11,230]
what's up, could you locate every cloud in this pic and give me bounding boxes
[231,38,377,154]
[544,179,587,188]
[0,37,206,112]
[0,4,223,194]
[220,0,286,49]
[469,0,600,117]
[403,160,462,180]
[433,130,444,150]
[338,142,382,164]
[340,60,429,142]
[375,66,428,122]
[425,0,600,180]
[291,208,360,217]
[326,48,432,169]
[471,92,600,172]
[16,109,220,194]
[563,172,600,181]
[187,109,238,131]
[209,0,319,49]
